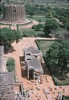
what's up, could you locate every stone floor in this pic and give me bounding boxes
[5,37,69,100]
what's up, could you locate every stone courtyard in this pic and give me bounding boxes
[5,37,69,100]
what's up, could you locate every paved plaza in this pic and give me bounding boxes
[5,37,69,100]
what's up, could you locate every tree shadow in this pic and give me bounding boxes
[41,62,51,76]
[4,45,16,54]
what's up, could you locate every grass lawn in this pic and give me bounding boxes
[32,16,46,22]
[27,15,63,23]
[27,15,46,22]
[27,15,55,23]
[36,39,69,86]
[36,40,54,56]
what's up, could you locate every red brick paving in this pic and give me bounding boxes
[5,37,69,100]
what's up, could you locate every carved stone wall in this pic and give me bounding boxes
[0,72,15,100]
[0,85,15,100]
[0,46,7,72]
[2,4,26,23]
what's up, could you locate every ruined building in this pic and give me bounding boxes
[0,46,15,100]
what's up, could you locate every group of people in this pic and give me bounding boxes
[22,75,67,100]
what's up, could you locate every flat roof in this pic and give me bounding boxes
[24,46,41,55]
[26,58,44,74]
[0,72,14,86]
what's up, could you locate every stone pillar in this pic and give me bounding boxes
[21,83,24,96]
[33,72,35,79]
[27,68,29,80]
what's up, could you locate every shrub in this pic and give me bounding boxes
[32,24,44,31]
[21,29,38,37]
[53,76,69,86]
[6,57,15,72]
[32,25,38,30]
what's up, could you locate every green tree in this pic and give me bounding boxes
[32,24,44,31]
[44,19,60,37]
[39,19,41,23]
[0,4,3,16]
[46,42,59,66]
[40,5,44,10]
[25,5,34,17]
[64,22,69,32]
[46,40,69,75]
[6,0,10,3]
[45,11,53,18]
[29,11,34,17]
[6,57,15,72]
[58,45,67,75]
[0,28,22,49]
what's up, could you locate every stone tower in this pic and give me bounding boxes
[2,3,26,23]
[0,46,7,72]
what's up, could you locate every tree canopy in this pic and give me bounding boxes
[45,40,69,75]
[44,19,60,37]
[6,57,15,72]
[64,21,69,32]
[32,24,44,31]
[0,28,22,48]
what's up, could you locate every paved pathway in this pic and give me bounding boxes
[5,37,69,100]
[0,20,38,30]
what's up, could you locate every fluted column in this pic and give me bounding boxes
[2,4,26,23]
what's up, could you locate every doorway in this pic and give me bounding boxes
[29,69,34,79]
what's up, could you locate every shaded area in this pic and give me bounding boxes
[19,56,27,78]
[41,62,50,76]
[29,69,34,79]
[4,45,16,54]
